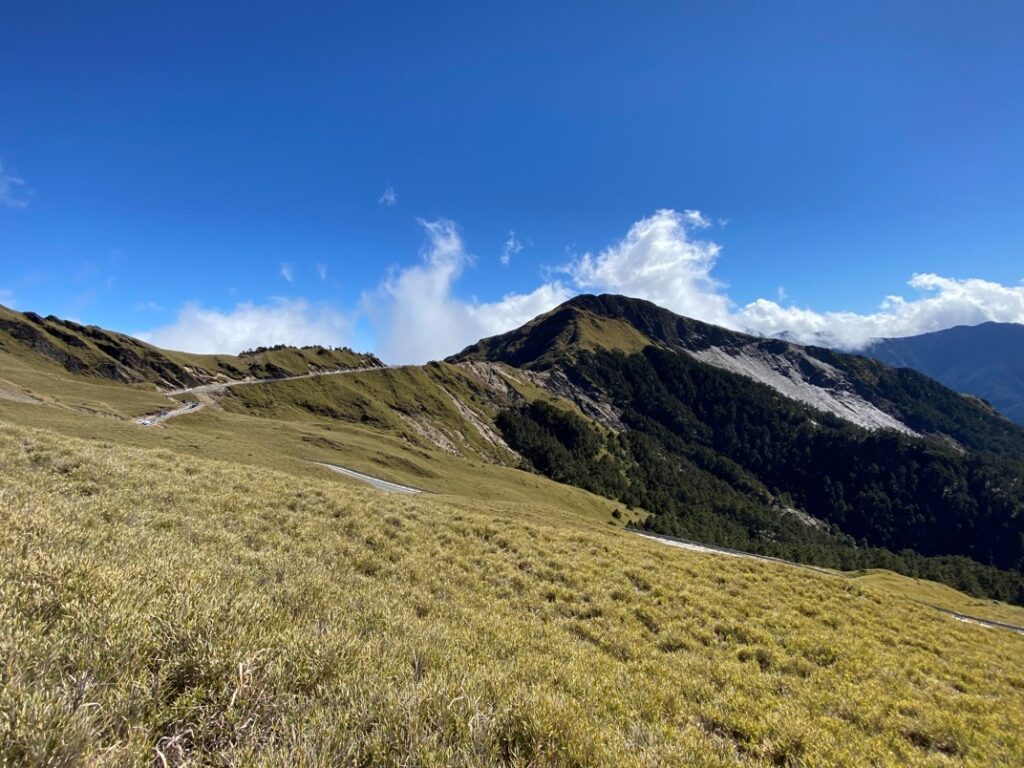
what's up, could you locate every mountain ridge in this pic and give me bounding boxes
[865,321,1024,425]
[453,293,1024,452]
[0,303,383,390]
[452,294,1024,601]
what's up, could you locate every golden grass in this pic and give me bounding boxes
[0,382,641,528]
[850,569,1024,627]
[222,363,514,463]
[2,421,1023,766]
[570,314,654,356]
[0,353,170,419]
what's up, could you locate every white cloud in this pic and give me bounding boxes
[0,160,29,209]
[500,230,524,265]
[138,299,351,353]
[558,208,1024,349]
[0,288,14,307]
[316,262,328,281]
[364,219,570,364]
[565,208,735,328]
[682,209,712,228]
[137,208,1024,363]
[280,262,294,282]
[737,274,1024,348]
[378,186,398,207]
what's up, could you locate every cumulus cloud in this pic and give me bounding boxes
[500,230,523,265]
[364,219,570,364]
[138,299,351,353]
[0,288,15,307]
[280,262,294,282]
[378,186,398,207]
[565,208,735,328]
[557,208,1024,349]
[0,160,29,209]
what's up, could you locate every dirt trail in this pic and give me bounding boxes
[135,401,204,426]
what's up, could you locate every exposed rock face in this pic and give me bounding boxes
[688,344,915,435]
[528,368,625,431]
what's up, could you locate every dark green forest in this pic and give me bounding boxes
[496,347,1024,605]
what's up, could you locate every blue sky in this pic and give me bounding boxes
[2,1,1024,362]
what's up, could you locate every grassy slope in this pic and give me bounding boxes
[3,422,1023,767]
[222,363,515,464]
[451,304,659,369]
[8,337,1024,618]
[0,364,640,527]
[0,350,173,419]
[850,570,1024,627]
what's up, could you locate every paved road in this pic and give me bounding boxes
[636,530,1024,635]
[315,462,422,494]
[162,365,389,396]
[136,365,390,426]
[135,401,205,426]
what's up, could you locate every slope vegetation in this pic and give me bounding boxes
[3,422,1023,766]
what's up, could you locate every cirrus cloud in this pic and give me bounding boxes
[500,230,524,265]
[378,186,398,207]
[0,159,29,209]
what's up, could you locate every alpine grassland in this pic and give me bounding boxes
[2,422,1022,767]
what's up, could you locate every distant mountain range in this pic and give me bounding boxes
[863,322,1024,426]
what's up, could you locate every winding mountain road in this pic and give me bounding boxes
[162,366,389,397]
[135,366,390,427]
[135,401,204,426]
[135,364,423,495]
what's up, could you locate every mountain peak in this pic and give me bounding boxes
[449,293,746,368]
